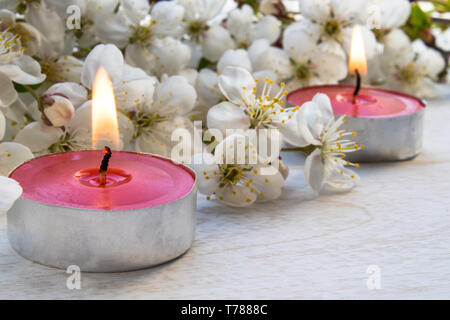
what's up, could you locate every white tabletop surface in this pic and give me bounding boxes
[1,88,449,300]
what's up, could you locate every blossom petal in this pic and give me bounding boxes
[298,0,330,21]
[215,184,257,207]
[251,44,292,79]
[121,0,150,24]
[296,101,326,146]
[282,19,320,61]
[435,28,450,52]
[43,95,75,127]
[81,44,124,89]
[121,63,154,82]
[190,152,220,195]
[201,25,235,62]
[217,49,252,73]
[151,37,191,76]
[153,76,197,116]
[178,68,198,87]
[0,142,34,176]
[50,55,83,83]
[125,44,157,76]
[15,22,42,56]
[304,148,325,193]
[0,55,45,85]
[331,0,366,22]
[135,132,170,157]
[312,93,334,122]
[413,41,445,79]
[278,115,305,147]
[214,133,259,165]
[0,72,17,108]
[207,102,250,132]
[14,122,63,154]
[226,4,253,44]
[251,15,281,44]
[26,3,65,57]
[378,0,411,29]
[323,162,359,193]
[0,110,5,140]
[196,68,222,107]
[46,82,87,108]
[313,41,348,83]
[0,176,22,213]
[92,1,133,48]
[114,77,156,111]
[218,66,256,106]
[382,29,414,68]
[151,1,185,38]
[244,164,284,201]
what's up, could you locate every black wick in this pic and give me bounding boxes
[99,146,112,186]
[352,69,361,104]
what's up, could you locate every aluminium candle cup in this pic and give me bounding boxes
[7,151,197,273]
[286,85,426,162]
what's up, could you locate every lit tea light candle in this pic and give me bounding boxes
[7,68,197,272]
[287,25,425,162]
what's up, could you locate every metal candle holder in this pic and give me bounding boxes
[7,153,197,273]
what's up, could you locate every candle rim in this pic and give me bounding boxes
[286,84,427,117]
[9,150,197,212]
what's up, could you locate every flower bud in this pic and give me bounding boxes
[41,94,75,127]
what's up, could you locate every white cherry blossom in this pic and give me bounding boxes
[92,0,189,77]
[191,133,285,207]
[207,66,298,144]
[434,28,450,52]
[24,3,83,83]
[0,141,34,176]
[0,9,41,56]
[364,0,411,30]
[177,0,234,65]
[0,176,22,213]
[381,30,445,98]
[120,75,197,157]
[249,19,348,90]
[217,48,252,73]
[39,82,87,127]
[296,0,377,59]
[0,28,45,93]
[1,108,34,177]
[226,4,281,49]
[286,93,362,193]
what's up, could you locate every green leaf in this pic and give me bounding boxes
[197,57,216,71]
[402,4,432,41]
[236,0,260,14]
[13,82,42,93]
[430,0,450,13]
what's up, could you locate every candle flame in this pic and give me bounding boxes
[91,66,120,150]
[349,24,367,76]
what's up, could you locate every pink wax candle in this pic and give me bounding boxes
[285,25,426,162]
[287,85,425,118]
[6,67,198,272]
[9,151,195,211]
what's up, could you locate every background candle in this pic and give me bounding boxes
[286,24,426,162]
[287,85,425,162]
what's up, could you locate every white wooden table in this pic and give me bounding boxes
[1,89,450,299]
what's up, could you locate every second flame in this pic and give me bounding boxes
[348,24,367,76]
